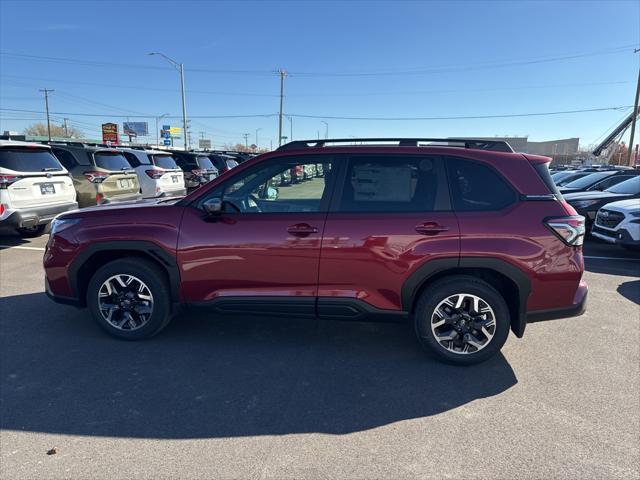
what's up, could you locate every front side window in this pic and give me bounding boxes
[205,156,334,213]
[447,158,517,211]
[336,156,447,212]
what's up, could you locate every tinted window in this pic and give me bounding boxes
[606,176,640,194]
[208,156,334,213]
[0,148,63,172]
[447,158,516,211]
[532,162,559,195]
[556,172,590,186]
[337,156,446,212]
[196,156,215,170]
[152,154,178,169]
[94,152,132,171]
[591,175,634,191]
[52,149,78,170]
[121,151,141,168]
[563,172,613,189]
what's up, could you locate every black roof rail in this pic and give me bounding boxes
[277,138,515,153]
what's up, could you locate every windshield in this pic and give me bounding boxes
[94,152,132,171]
[557,172,590,186]
[606,176,640,195]
[196,156,215,170]
[152,154,178,169]
[563,172,614,189]
[552,171,575,181]
[0,148,63,172]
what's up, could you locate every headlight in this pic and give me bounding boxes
[571,200,600,209]
[50,217,80,236]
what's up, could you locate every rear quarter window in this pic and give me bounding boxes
[0,148,63,172]
[447,158,517,211]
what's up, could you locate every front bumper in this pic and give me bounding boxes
[592,226,640,248]
[0,201,79,229]
[526,280,588,323]
[45,277,82,307]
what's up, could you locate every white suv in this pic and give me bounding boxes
[592,199,640,250]
[0,140,77,237]
[119,148,186,198]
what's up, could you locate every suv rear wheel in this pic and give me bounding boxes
[86,258,172,339]
[414,275,510,365]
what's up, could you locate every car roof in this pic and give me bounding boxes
[48,142,120,153]
[0,139,52,149]
[601,198,640,211]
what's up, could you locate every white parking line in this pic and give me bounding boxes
[0,245,46,251]
[583,255,640,261]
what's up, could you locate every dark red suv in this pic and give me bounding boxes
[44,138,587,364]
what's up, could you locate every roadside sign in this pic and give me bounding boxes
[163,139,171,146]
[123,122,148,137]
[199,139,212,149]
[101,123,119,145]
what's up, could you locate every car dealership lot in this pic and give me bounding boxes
[1,232,638,480]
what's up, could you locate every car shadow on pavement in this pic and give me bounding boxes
[617,280,640,306]
[585,258,640,277]
[0,292,517,439]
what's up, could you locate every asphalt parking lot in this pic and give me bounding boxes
[1,231,638,480]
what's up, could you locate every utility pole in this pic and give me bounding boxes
[627,64,640,167]
[63,118,69,137]
[243,133,249,148]
[277,69,287,146]
[288,116,293,141]
[39,88,54,141]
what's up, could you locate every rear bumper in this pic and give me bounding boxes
[100,192,142,205]
[526,280,588,323]
[0,201,78,228]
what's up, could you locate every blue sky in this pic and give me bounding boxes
[0,0,638,149]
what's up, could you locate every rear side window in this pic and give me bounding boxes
[337,156,448,212]
[0,148,63,172]
[532,162,560,195]
[52,149,77,169]
[152,154,178,169]
[447,158,517,211]
[94,152,132,171]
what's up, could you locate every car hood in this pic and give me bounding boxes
[563,191,630,202]
[599,198,640,212]
[60,197,183,219]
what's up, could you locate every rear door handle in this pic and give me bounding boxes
[415,223,449,235]
[287,223,319,237]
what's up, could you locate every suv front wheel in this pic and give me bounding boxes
[87,258,173,339]
[414,275,510,365]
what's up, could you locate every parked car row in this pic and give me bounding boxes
[549,167,640,250]
[0,140,247,237]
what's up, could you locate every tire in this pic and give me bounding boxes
[413,275,510,366]
[86,258,173,340]
[16,224,47,238]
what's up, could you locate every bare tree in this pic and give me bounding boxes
[24,122,83,138]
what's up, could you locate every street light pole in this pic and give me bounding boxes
[321,121,328,139]
[149,52,189,150]
[288,116,293,141]
[255,128,262,149]
[277,69,287,146]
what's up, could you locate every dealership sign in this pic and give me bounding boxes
[101,123,119,145]
[123,122,148,137]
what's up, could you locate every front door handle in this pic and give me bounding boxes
[287,223,319,237]
[415,222,449,235]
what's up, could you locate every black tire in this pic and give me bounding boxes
[414,275,510,366]
[16,224,47,238]
[86,258,173,340]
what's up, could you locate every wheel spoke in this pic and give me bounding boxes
[98,274,154,331]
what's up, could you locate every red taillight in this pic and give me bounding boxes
[0,175,22,189]
[191,168,204,176]
[545,216,585,246]
[0,204,5,216]
[145,169,164,179]
[84,171,110,183]
[96,193,103,204]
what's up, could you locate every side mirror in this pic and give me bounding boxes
[203,197,223,216]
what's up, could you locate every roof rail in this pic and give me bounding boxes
[277,138,515,153]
